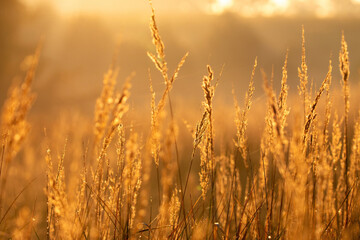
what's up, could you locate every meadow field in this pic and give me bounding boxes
[1,0,360,239]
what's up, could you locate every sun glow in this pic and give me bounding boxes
[271,0,289,9]
[22,0,360,18]
[210,0,234,14]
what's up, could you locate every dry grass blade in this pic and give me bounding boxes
[199,65,217,202]
[278,51,289,111]
[262,70,282,143]
[181,110,209,230]
[323,58,333,145]
[147,2,188,168]
[94,66,118,149]
[0,177,38,225]
[194,112,209,153]
[321,180,356,237]
[148,0,167,82]
[0,43,41,215]
[303,61,332,143]
[201,65,216,157]
[84,184,122,233]
[339,32,351,226]
[298,25,309,120]
[233,57,257,163]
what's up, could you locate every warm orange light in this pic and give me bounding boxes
[210,0,234,14]
[271,0,289,8]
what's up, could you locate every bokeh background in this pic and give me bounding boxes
[1,0,360,124]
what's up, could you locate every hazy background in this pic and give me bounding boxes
[1,0,360,123]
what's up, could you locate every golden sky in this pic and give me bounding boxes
[21,0,360,17]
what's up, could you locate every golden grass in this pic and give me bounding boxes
[0,3,360,240]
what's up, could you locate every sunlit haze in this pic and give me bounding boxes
[210,0,234,14]
[4,0,360,119]
[271,0,289,10]
[21,0,360,17]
